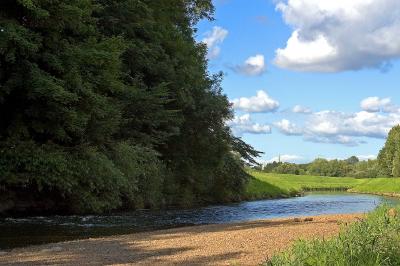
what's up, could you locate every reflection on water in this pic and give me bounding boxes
[0,192,398,249]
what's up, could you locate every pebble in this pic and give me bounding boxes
[41,246,63,252]
[388,208,397,218]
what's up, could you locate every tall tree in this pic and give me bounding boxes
[392,151,400,177]
[378,125,400,177]
[0,0,260,214]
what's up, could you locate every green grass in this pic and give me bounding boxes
[350,178,400,195]
[246,172,400,265]
[246,171,400,200]
[246,171,364,199]
[266,205,400,266]
[245,175,297,199]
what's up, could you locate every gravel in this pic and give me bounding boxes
[0,213,362,265]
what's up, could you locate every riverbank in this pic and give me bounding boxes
[0,213,361,265]
[349,177,400,197]
[247,172,400,200]
[245,171,363,200]
[268,206,400,265]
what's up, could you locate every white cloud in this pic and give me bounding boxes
[266,154,303,163]
[274,119,302,135]
[227,114,271,136]
[202,26,228,59]
[274,0,400,72]
[231,90,279,113]
[304,134,361,147]
[306,110,399,139]
[292,105,312,114]
[360,97,396,113]
[272,97,400,146]
[232,54,266,76]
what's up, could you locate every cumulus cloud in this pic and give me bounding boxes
[306,110,398,139]
[227,114,271,136]
[272,97,400,146]
[304,134,361,147]
[231,90,279,113]
[266,154,303,163]
[360,97,396,113]
[292,105,312,114]
[232,54,266,76]
[274,119,302,136]
[202,26,228,59]
[274,0,400,72]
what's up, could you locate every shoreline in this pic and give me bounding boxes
[347,189,400,198]
[0,213,363,265]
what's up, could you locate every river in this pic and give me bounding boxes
[0,192,398,249]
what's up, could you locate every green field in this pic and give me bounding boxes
[246,171,400,199]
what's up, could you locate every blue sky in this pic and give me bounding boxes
[196,0,400,164]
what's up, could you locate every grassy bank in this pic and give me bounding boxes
[349,178,400,197]
[246,171,400,200]
[245,171,364,199]
[266,205,400,266]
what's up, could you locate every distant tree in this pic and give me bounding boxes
[346,156,360,164]
[308,158,330,176]
[273,163,301,175]
[349,159,380,178]
[262,161,282,172]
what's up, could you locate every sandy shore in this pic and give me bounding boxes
[0,213,362,266]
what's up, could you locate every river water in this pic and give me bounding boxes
[0,192,398,249]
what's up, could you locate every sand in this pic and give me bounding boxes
[0,213,362,266]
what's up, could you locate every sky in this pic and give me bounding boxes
[196,0,400,164]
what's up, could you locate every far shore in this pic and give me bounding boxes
[0,213,363,265]
[347,190,400,198]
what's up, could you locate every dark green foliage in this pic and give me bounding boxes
[109,142,166,209]
[0,0,259,214]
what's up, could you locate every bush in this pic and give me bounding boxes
[110,142,165,209]
[267,205,400,266]
[0,141,166,213]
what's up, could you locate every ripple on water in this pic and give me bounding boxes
[0,192,398,249]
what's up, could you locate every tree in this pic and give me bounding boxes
[0,0,260,214]
[346,156,360,164]
[378,125,400,177]
[349,159,380,178]
[392,151,400,177]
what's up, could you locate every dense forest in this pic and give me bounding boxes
[0,0,261,214]
[260,126,400,178]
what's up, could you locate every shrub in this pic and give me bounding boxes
[267,205,400,266]
[0,141,166,213]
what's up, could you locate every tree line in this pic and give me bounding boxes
[0,0,260,214]
[260,126,400,178]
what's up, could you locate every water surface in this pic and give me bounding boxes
[1,192,398,249]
